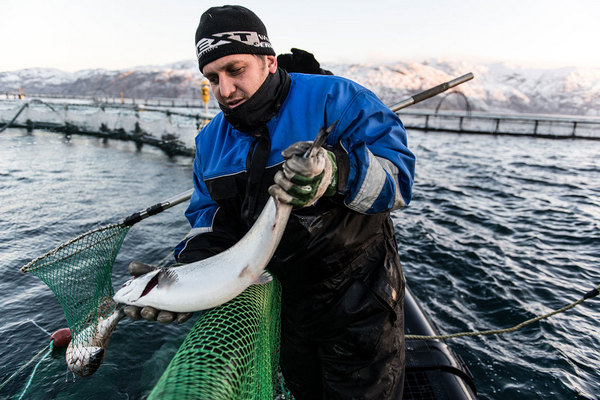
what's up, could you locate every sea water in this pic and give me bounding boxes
[0,128,598,399]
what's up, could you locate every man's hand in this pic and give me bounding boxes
[122,261,193,324]
[268,141,337,208]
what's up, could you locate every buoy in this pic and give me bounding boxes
[202,79,210,125]
[201,80,210,105]
[50,328,72,348]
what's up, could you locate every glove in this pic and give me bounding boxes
[122,261,193,324]
[268,141,337,208]
[277,48,333,75]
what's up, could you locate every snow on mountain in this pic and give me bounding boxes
[2,59,599,116]
[325,60,600,116]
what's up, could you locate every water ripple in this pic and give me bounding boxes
[401,131,600,399]
[1,128,599,399]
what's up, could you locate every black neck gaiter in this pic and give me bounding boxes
[220,67,291,134]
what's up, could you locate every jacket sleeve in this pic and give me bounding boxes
[173,152,240,263]
[330,88,415,214]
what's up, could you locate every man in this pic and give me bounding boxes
[131,5,415,399]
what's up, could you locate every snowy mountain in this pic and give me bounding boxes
[325,60,600,116]
[0,63,200,99]
[2,60,599,116]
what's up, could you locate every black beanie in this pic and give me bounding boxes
[195,5,276,72]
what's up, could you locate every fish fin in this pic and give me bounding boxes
[238,265,251,279]
[160,268,179,286]
[253,271,273,285]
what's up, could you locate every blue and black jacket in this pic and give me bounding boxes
[175,72,415,303]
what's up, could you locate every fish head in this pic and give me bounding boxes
[64,306,123,377]
[66,344,105,377]
[113,268,161,306]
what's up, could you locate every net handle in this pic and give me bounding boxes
[121,188,194,226]
[389,72,474,112]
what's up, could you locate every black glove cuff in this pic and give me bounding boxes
[331,144,349,194]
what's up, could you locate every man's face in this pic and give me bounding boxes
[203,54,277,109]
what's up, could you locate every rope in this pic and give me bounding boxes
[153,227,193,269]
[153,226,198,269]
[154,250,176,269]
[280,378,293,399]
[0,342,52,392]
[17,341,54,400]
[27,320,52,337]
[406,283,600,341]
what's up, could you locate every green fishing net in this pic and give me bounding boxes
[149,279,283,400]
[21,222,286,398]
[20,223,129,347]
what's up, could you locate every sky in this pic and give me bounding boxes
[1,0,599,72]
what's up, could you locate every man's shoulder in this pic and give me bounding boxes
[290,72,363,89]
[288,72,371,102]
[196,113,225,140]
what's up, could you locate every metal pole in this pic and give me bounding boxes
[121,188,194,226]
[389,72,474,113]
[162,189,195,208]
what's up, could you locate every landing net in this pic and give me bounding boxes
[20,224,129,347]
[149,279,282,400]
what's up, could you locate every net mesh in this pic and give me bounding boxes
[21,222,286,397]
[149,279,283,400]
[20,223,130,356]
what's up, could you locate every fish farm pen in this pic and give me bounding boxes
[2,98,600,157]
[398,109,600,140]
[4,91,212,109]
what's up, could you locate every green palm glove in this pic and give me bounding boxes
[268,141,337,208]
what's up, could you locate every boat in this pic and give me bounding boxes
[404,285,477,399]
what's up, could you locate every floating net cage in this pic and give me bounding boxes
[21,220,285,398]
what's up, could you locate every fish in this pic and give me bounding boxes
[113,197,292,312]
[66,305,124,377]
[66,196,289,377]
[113,122,333,312]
